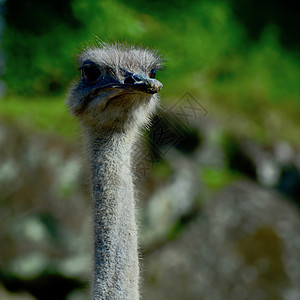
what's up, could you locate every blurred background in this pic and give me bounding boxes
[0,0,300,299]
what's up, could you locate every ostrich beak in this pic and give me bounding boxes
[123,73,163,94]
[82,74,162,109]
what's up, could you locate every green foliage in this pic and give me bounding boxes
[2,0,81,96]
[1,0,300,143]
[0,96,77,138]
[3,27,79,96]
[72,0,146,39]
[201,167,238,190]
[3,0,300,101]
[210,26,300,103]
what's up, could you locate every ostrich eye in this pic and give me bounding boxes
[81,65,102,83]
[149,69,156,79]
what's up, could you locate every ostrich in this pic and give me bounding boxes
[67,43,163,299]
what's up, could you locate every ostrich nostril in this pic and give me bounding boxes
[124,75,136,85]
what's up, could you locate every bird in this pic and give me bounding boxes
[66,43,163,300]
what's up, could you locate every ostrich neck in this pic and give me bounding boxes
[87,129,139,300]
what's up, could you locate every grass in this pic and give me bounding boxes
[201,167,239,190]
[0,96,79,139]
[2,1,300,149]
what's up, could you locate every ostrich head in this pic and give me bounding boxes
[67,44,163,133]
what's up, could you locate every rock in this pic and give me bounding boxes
[142,180,300,300]
[0,122,90,298]
[0,284,34,300]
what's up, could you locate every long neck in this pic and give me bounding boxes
[87,129,139,300]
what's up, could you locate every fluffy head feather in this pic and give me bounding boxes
[67,43,163,133]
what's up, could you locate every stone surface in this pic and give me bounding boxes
[1,120,300,300]
[142,180,300,300]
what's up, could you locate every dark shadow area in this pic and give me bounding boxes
[276,164,300,207]
[147,112,202,161]
[230,0,300,51]
[0,271,86,300]
[222,135,257,180]
[4,0,81,34]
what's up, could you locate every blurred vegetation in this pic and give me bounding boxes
[1,0,300,299]
[1,0,300,143]
[0,96,76,138]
